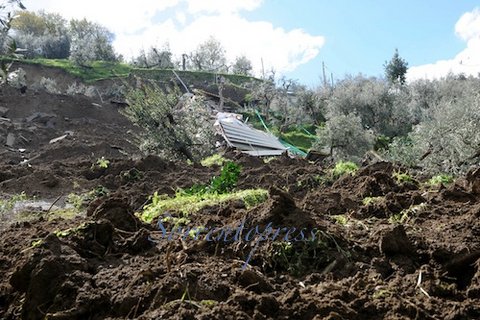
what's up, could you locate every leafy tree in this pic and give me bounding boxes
[133,43,174,69]
[314,112,375,162]
[313,113,374,162]
[11,11,70,58]
[384,48,408,85]
[386,84,480,174]
[0,0,25,84]
[189,36,226,72]
[232,55,252,75]
[69,18,116,65]
[123,84,215,161]
[326,75,413,137]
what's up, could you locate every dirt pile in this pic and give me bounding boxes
[0,153,479,319]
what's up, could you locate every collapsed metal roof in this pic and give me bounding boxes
[215,113,288,156]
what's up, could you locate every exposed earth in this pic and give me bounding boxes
[1,75,480,320]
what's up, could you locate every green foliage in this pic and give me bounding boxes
[120,168,143,182]
[139,188,268,223]
[67,186,109,210]
[69,18,117,65]
[132,43,174,69]
[362,196,384,206]
[386,88,480,174]
[331,161,359,178]
[332,215,348,225]
[427,174,454,186]
[392,170,414,184]
[232,55,252,76]
[189,36,226,72]
[0,192,28,213]
[208,161,241,194]
[269,231,348,276]
[11,11,70,59]
[314,112,375,162]
[123,83,215,162]
[279,129,317,153]
[93,156,110,169]
[384,48,408,85]
[200,154,226,167]
[389,203,427,224]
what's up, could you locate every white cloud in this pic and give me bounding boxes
[23,0,324,76]
[186,0,263,14]
[408,7,480,81]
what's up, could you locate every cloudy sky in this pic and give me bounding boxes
[23,0,480,84]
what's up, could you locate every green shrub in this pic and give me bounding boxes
[392,170,414,184]
[331,161,359,178]
[200,154,226,167]
[427,174,454,186]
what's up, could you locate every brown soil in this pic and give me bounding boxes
[1,84,480,319]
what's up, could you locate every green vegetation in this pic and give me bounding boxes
[93,156,110,169]
[67,186,109,210]
[270,231,349,276]
[427,174,454,186]
[331,161,359,178]
[139,188,268,223]
[201,154,227,167]
[362,196,384,206]
[0,57,131,82]
[138,162,267,223]
[392,170,414,184]
[0,192,28,213]
[332,214,348,225]
[279,130,316,153]
[120,168,143,182]
[389,203,427,224]
[54,222,88,238]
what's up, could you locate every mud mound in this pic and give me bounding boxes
[2,91,480,320]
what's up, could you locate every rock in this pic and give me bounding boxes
[6,132,15,147]
[379,225,415,256]
[0,107,9,117]
[49,134,68,144]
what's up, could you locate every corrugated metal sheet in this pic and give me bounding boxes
[215,113,287,156]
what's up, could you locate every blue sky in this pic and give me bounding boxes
[247,1,479,84]
[26,0,480,85]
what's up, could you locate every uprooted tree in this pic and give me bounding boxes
[123,83,216,162]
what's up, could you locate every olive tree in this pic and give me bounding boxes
[133,43,174,69]
[123,84,216,161]
[11,11,70,59]
[314,112,375,162]
[69,18,116,65]
[232,55,252,76]
[386,91,480,174]
[189,36,226,72]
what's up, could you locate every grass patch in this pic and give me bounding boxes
[389,203,427,224]
[427,174,454,186]
[279,130,316,153]
[201,154,227,167]
[139,188,269,223]
[14,58,132,82]
[392,170,414,184]
[331,161,359,178]
[332,215,349,225]
[362,196,384,206]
